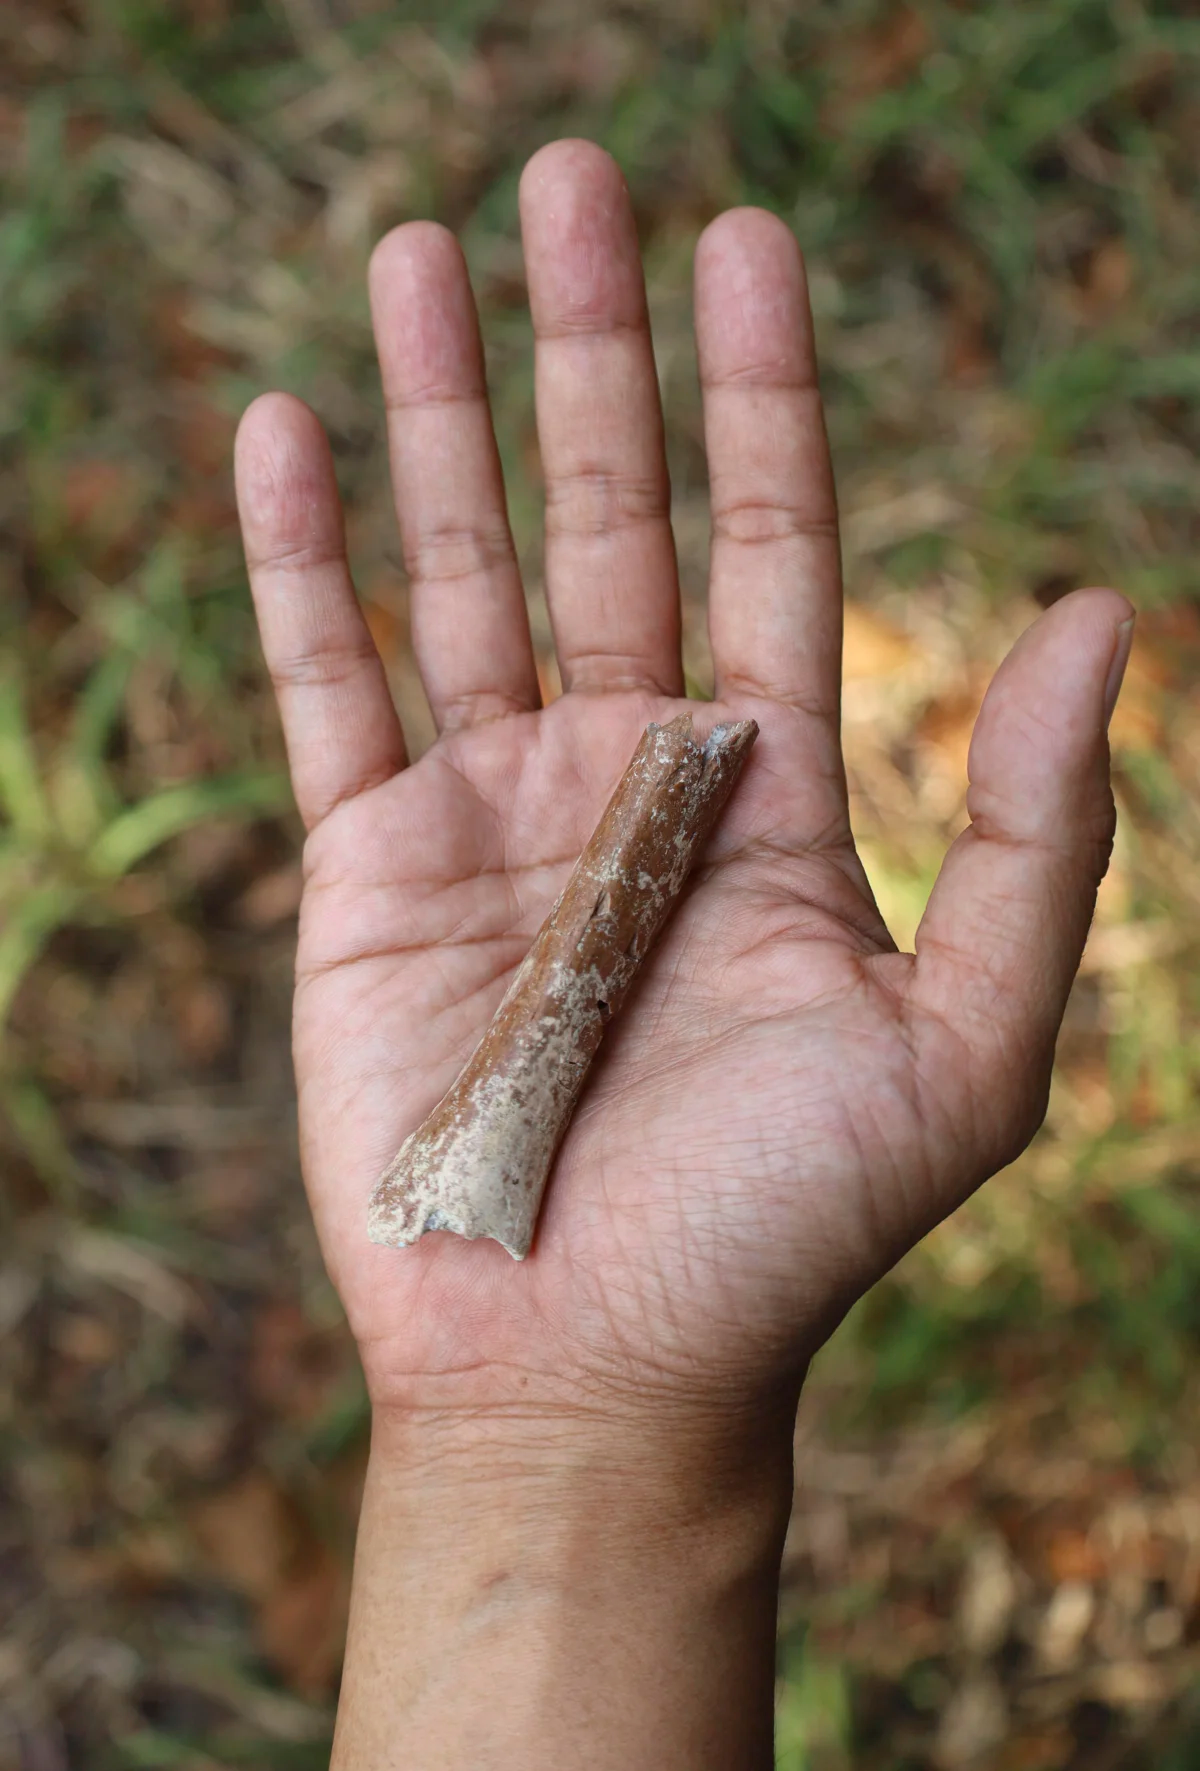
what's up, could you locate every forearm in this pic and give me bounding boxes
[331,1404,795,1770]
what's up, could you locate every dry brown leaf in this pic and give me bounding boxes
[832,4,932,117]
[257,1548,349,1697]
[1093,1658,1169,1708]
[155,288,238,382]
[842,602,916,680]
[50,1311,120,1366]
[361,594,405,666]
[61,457,148,572]
[1072,237,1134,322]
[189,1470,296,1603]
[250,1298,344,1423]
[171,975,234,1066]
[189,1470,348,1694]
[233,862,303,929]
[915,687,984,800]
[174,391,237,480]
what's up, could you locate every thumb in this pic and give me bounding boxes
[908,587,1134,1164]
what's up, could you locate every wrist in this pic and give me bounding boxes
[372,1390,794,1565]
[369,1374,797,1547]
[331,1399,797,1770]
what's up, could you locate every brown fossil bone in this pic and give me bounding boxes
[366,713,758,1259]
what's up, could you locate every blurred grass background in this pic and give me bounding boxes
[4,1,1200,1765]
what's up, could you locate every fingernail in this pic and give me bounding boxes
[1103,616,1135,729]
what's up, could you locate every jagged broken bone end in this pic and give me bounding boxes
[366,1136,538,1262]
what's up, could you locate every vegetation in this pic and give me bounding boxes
[4,1,1200,1764]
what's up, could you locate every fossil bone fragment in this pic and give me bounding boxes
[366,713,758,1259]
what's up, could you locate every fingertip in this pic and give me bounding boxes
[1072,584,1135,626]
[368,221,483,401]
[236,389,324,465]
[368,219,463,301]
[234,394,346,586]
[518,139,644,333]
[694,209,814,385]
[695,206,804,278]
[987,587,1135,724]
[1042,590,1136,729]
[234,393,335,536]
[518,137,626,211]
[1035,584,1134,645]
[965,585,1134,857]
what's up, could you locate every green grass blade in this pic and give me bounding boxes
[86,772,292,879]
[0,663,51,841]
[0,880,79,1026]
[51,651,134,846]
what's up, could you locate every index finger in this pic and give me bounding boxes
[235,393,408,831]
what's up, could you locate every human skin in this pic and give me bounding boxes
[233,138,1133,1769]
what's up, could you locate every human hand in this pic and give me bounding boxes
[235,139,1130,1449]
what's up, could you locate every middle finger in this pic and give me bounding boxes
[519,140,683,698]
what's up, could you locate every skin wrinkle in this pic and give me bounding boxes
[299,755,402,830]
[703,364,821,393]
[553,653,679,695]
[713,672,840,725]
[296,968,488,1086]
[383,386,487,413]
[301,850,575,890]
[267,632,382,691]
[246,535,349,577]
[966,807,1116,865]
[544,462,668,514]
[534,314,647,341]
[916,920,1069,1005]
[295,944,524,1078]
[709,502,841,549]
[902,987,1039,1174]
[700,829,875,905]
[436,690,541,733]
[405,527,520,589]
[294,921,530,985]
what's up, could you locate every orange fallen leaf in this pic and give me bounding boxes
[842,602,915,680]
[1046,1526,1107,1586]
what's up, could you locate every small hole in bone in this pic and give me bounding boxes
[597,998,611,1021]
[594,889,613,918]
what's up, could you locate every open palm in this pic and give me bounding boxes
[235,142,1130,1433]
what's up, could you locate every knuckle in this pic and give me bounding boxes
[544,466,668,538]
[711,499,838,549]
[249,536,345,577]
[405,521,515,586]
[271,635,376,691]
